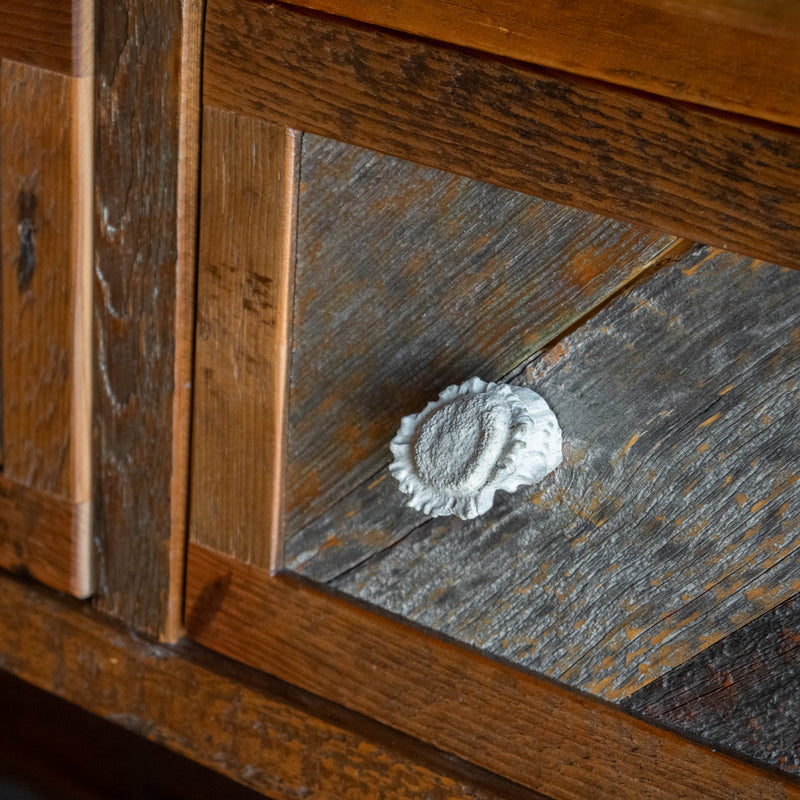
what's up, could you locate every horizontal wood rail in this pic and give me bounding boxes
[280,0,800,129]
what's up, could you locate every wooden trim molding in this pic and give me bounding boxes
[204,0,800,271]
[0,570,549,800]
[278,0,800,130]
[185,543,800,800]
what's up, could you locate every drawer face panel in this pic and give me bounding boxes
[283,137,800,702]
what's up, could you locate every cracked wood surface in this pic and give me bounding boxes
[288,245,800,704]
[285,133,682,542]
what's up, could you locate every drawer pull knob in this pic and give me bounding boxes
[389,377,562,519]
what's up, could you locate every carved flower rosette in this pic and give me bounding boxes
[389,377,562,520]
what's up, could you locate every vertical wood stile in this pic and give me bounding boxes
[190,110,299,571]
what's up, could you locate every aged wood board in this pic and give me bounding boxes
[285,133,682,541]
[204,0,800,271]
[625,591,800,776]
[279,0,800,128]
[0,571,547,800]
[93,0,202,638]
[286,244,800,702]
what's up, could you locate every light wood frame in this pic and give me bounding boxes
[0,2,93,598]
[187,3,800,797]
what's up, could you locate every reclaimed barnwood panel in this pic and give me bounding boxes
[0,572,544,800]
[204,0,800,270]
[0,59,92,597]
[280,0,800,128]
[93,0,202,639]
[191,110,298,570]
[286,247,800,701]
[286,133,684,540]
[0,475,87,596]
[625,592,800,776]
[185,542,800,800]
[0,0,92,76]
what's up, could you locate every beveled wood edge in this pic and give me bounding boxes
[278,0,800,129]
[0,569,547,800]
[185,542,800,800]
[165,0,204,643]
[270,128,301,573]
[203,0,800,270]
[0,476,92,598]
[71,73,93,506]
[0,0,93,76]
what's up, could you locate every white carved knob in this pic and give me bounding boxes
[389,377,562,519]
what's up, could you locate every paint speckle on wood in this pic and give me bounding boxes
[288,245,800,702]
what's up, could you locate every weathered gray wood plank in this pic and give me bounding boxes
[286,133,682,537]
[288,246,800,701]
[624,591,800,776]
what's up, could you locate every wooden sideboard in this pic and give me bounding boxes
[1,2,799,798]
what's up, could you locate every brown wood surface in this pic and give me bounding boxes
[0,571,547,800]
[280,0,800,129]
[304,247,800,702]
[191,110,299,571]
[0,0,92,76]
[93,0,202,639]
[624,591,800,776]
[204,1,800,271]
[0,475,86,596]
[0,59,92,597]
[2,60,77,498]
[185,542,800,800]
[285,133,683,540]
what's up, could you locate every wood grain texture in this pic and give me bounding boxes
[93,0,201,638]
[203,0,800,271]
[191,110,299,570]
[0,0,93,76]
[0,59,92,598]
[0,572,547,800]
[185,542,800,800]
[624,592,800,776]
[0,474,87,596]
[280,0,800,129]
[287,247,800,701]
[2,60,75,498]
[286,132,683,539]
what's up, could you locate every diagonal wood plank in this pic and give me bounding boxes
[624,591,800,776]
[286,133,683,539]
[288,246,800,701]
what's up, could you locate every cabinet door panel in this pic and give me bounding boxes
[0,55,92,597]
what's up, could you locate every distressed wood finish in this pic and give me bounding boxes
[0,0,93,76]
[204,0,800,271]
[281,0,800,128]
[625,592,800,775]
[286,247,800,701]
[0,475,87,596]
[191,110,298,570]
[185,543,800,800]
[286,133,683,539]
[93,0,202,638]
[0,59,92,597]
[0,572,545,800]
